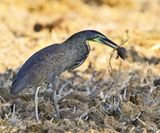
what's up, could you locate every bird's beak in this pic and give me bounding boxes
[91,35,127,60]
[93,36,118,49]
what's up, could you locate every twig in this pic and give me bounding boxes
[79,100,106,122]
[79,111,88,121]
[136,117,154,131]
[90,100,106,116]
[108,30,129,76]
[58,80,71,94]
[91,106,106,116]
[135,112,155,131]
[129,126,135,133]
[0,96,7,103]
[123,88,127,100]
[35,86,41,122]
[156,130,160,133]
[118,59,122,74]
[58,89,73,101]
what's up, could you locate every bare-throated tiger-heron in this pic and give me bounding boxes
[10,30,127,119]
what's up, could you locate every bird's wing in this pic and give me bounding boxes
[68,58,86,70]
[13,44,65,84]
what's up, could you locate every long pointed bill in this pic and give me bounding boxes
[93,36,127,60]
[99,37,118,49]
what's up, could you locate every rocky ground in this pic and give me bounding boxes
[0,0,160,132]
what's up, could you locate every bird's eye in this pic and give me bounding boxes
[95,34,100,38]
[95,34,105,39]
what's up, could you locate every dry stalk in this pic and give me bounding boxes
[135,112,155,132]
[108,30,129,76]
[156,130,160,133]
[91,107,106,116]
[79,99,106,122]
[0,96,7,104]
[129,126,135,133]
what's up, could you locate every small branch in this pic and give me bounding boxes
[0,96,7,103]
[129,126,135,133]
[108,30,129,76]
[135,112,155,132]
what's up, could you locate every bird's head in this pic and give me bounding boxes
[67,30,127,59]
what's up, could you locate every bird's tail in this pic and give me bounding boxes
[10,79,26,95]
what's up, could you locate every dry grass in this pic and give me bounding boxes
[0,68,160,132]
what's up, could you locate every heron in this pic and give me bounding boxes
[10,30,127,120]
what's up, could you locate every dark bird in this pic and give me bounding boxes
[10,30,127,119]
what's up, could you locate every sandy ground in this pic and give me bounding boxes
[0,0,160,132]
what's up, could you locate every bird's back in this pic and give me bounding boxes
[10,43,68,95]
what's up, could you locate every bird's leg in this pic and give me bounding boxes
[35,86,41,122]
[51,76,61,119]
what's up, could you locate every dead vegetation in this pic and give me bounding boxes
[0,66,160,132]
